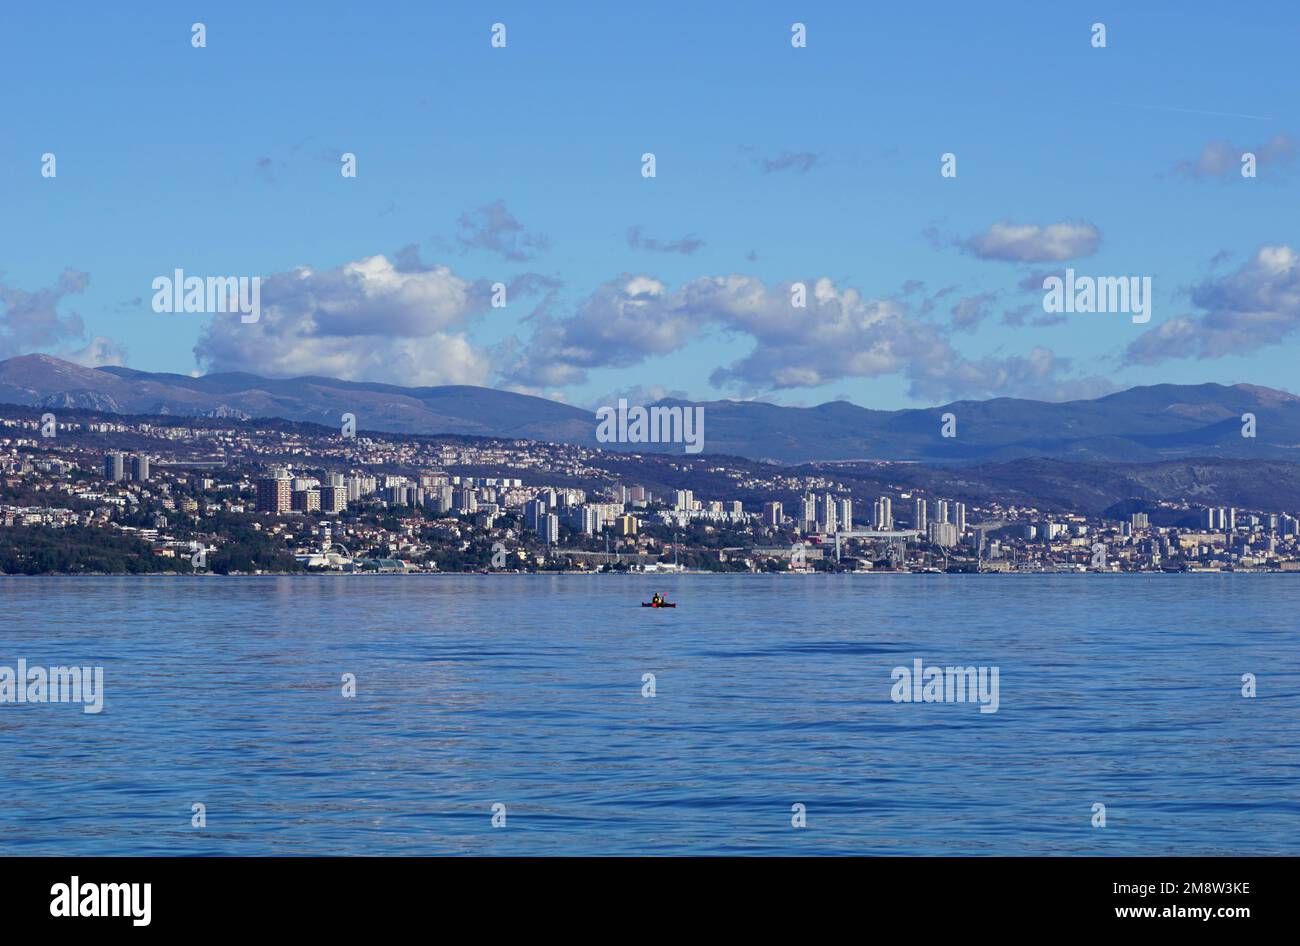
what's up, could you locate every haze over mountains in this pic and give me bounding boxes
[2,354,1297,466]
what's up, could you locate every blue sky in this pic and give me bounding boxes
[2,1,1298,410]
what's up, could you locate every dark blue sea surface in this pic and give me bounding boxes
[1,574,1296,855]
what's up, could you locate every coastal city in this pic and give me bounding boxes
[2,406,1300,575]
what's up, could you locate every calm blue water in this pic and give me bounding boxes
[1,574,1297,855]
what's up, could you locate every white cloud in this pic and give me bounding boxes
[962,220,1100,262]
[193,253,491,385]
[498,274,702,388]
[1125,244,1300,364]
[502,272,1112,402]
[0,269,90,358]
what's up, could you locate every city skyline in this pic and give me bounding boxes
[6,399,1300,576]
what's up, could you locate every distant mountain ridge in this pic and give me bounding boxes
[2,353,1298,465]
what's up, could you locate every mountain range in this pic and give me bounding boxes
[2,354,1298,466]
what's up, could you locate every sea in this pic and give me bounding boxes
[1,574,1296,855]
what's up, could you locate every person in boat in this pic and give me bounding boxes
[651,592,662,606]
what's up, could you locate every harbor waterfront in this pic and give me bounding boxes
[1,574,1295,856]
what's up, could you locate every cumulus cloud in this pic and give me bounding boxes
[0,269,129,366]
[0,269,98,358]
[1172,134,1295,178]
[627,226,704,256]
[497,274,700,388]
[500,272,1111,402]
[193,253,492,385]
[1125,244,1300,364]
[704,277,940,393]
[958,220,1100,262]
[394,241,560,303]
[455,200,549,261]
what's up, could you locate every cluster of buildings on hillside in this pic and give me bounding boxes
[7,409,1300,573]
[1,503,85,528]
[249,466,652,555]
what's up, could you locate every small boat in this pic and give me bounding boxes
[641,601,677,608]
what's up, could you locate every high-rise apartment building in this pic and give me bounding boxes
[103,452,126,481]
[291,489,321,513]
[816,493,837,534]
[320,486,347,514]
[836,499,852,531]
[256,469,292,514]
[524,499,546,532]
